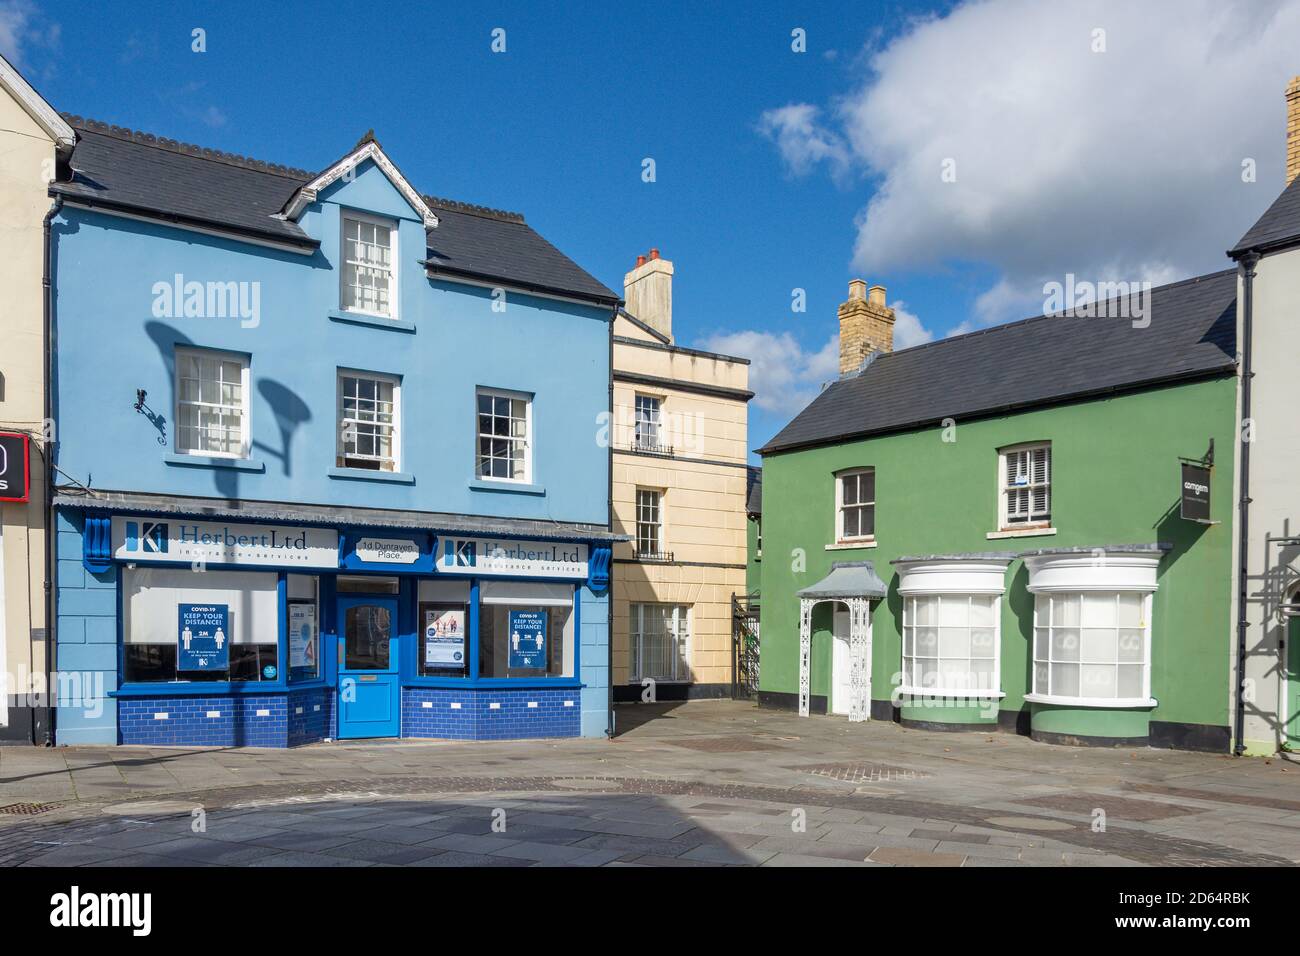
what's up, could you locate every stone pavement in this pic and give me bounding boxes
[1,700,1298,867]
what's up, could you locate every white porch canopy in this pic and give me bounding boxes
[797,561,888,722]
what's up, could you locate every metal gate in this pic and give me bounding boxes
[731,591,760,699]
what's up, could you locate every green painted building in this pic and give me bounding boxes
[756,273,1237,751]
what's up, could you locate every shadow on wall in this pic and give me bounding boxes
[144,321,312,502]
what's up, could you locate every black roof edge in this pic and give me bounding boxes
[756,364,1236,457]
[1228,238,1291,260]
[51,186,320,249]
[420,260,621,309]
[612,334,751,366]
[617,308,672,344]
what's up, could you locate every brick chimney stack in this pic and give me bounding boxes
[623,248,674,342]
[1287,76,1300,186]
[838,279,895,376]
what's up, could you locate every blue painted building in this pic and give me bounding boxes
[49,119,622,746]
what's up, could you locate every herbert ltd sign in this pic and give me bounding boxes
[438,536,588,579]
[112,516,339,568]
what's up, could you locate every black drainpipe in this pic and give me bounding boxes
[1235,252,1259,757]
[40,195,62,746]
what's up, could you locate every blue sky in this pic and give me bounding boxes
[7,0,1300,455]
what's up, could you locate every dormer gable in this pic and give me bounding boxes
[281,131,438,228]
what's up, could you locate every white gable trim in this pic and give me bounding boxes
[0,53,75,152]
[282,140,438,228]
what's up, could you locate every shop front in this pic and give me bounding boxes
[55,501,614,747]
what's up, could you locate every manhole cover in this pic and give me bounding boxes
[667,736,782,752]
[793,762,930,783]
[1013,793,1203,822]
[0,802,61,816]
[102,799,204,816]
[550,778,618,791]
[983,815,1075,831]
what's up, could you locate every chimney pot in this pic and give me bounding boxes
[649,248,660,260]
[868,284,887,308]
[636,255,647,267]
[848,278,867,301]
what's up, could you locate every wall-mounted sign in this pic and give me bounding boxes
[437,536,588,579]
[1180,462,1212,522]
[423,605,466,667]
[508,610,547,669]
[289,602,319,670]
[355,537,421,564]
[0,431,30,503]
[112,516,338,568]
[178,603,229,671]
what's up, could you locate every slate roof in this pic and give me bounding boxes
[759,269,1238,456]
[746,466,762,516]
[51,116,619,305]
[1231,173,1300,256]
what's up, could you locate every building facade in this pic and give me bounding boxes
[0,56,74,744]
[48,118,621,746]
[1226,76,1300,756]
[757,277,1237,750]
[610,251,751,702]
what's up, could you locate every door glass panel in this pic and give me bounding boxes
[345,605,391,669]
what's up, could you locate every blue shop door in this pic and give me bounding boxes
[336,595,401,739]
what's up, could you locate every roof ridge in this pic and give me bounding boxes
[877,267,1237,363]
[64,114,315,180]
[423,193,525,224]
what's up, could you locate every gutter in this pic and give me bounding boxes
[607,303,616,739]
[40,195,61,746]
[1235,253,1260,757]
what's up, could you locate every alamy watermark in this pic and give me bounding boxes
[152,274,261,328]
[1043,273,1152,329]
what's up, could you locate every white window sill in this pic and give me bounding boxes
[468,478,546,496]
[827,539,877,550]
[896,687,1005,700]
[329,309,415,333]
[165,453,264,473]
[986,526,1057,540]
[328,466,414,484]
[1023,693,1157,709]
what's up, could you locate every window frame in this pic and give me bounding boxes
[633,392,664,451]
[900,593,1002,697]
[336,368,402,473]
[835,467,876,543]
[474,386,533,484]
[635,487,665,557]
[998,441,1052,530]
[174,346,251,460]
[340,209,399,320]
[629,602,692,683]
[1029,590,1154,707]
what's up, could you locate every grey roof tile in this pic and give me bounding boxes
[759,269,1237,455]
[1231,174,1300,255]
[53,117,619,305]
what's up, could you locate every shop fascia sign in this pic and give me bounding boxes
[111,516,339,568]
[354,536,421,564]
[437,535,588,579]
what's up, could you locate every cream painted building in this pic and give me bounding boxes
[0,55,72,744]
[611,251,751,701]
[1228,77,1300,755]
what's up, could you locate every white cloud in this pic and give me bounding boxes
[702,329,840,417]
[890,299,933,349]
[762,0,1300,327]
[0,0,33,66]
[757,103,851,181]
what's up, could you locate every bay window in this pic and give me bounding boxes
[1023,547,1163,707]
[894,557,1011,698]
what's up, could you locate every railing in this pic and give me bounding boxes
[634,549,675,563]
[631,439,674,457]
[731,590,761,700]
